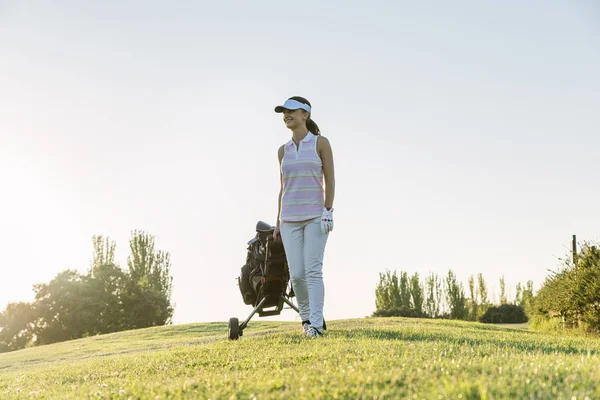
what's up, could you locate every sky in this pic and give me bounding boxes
[1,1,599,326]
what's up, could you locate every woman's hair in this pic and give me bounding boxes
[289,96,321,135]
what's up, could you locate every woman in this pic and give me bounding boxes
[272,96,335,338]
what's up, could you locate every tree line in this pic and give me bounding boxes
[532,242,600,333]
[0,231,174,353]
[373,239,600,334]
[373,269,533,323]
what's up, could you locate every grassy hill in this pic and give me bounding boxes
[1,317,599,399]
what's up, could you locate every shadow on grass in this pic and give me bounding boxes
[331,328,598,357]
[365,317,538,335]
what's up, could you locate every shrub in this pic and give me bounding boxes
[479,304,528,324]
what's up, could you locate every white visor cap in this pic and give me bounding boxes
[274,99,311,113]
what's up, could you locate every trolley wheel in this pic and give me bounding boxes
[228,317,240,340]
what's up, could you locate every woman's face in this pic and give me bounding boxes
[282,108,307,130]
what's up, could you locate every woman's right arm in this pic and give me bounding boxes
[275,145,284,230]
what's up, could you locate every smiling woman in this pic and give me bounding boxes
[272,96,336,339]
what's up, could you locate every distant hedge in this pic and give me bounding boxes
[478,304,528,324]
[371,306,427,318]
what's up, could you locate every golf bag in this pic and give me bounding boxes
[238,227,286,306]
[229,220,326,340]
[229,221,298,339]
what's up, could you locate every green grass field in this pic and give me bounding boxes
[1,317,599,399]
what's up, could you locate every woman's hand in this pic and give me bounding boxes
[273,225,281,241]
[321,207,334,234]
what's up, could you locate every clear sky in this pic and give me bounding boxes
[1,1,599,325]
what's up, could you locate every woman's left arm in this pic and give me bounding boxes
[319,136,335,209]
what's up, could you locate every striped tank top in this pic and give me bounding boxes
[280,131,325,222]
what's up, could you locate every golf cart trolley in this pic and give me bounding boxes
[230,220,327,340]
[229,221,299,339]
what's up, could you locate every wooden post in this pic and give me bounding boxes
[572,234,577,265]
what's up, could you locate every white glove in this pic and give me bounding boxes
[321,207,334,234]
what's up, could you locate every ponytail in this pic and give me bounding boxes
[307,117,320,135]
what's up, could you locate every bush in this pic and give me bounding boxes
[478,304,528,324]
[371,306,427,318]
[531,243,600,333]
[530,315,565,333]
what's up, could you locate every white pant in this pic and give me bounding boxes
[279,216,329,331]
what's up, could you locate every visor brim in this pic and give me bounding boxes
[274,99,311,113]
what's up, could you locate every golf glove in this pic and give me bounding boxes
[321,207,334,234]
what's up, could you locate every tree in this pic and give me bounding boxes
[0,230,176,353]
[572,247,600,330]
[424,273,438,318]
[373,270,429,318]
[477,273,488,308]
[87,263,128,334]
[531,244,600,331]
[399,272,411,308]
[122,230,174,329]
[445,270,467,320]
[515,282,523,307]
[499,275,507,305]
[0,302,35,352]
[410,273,424,314]
[389,270,401,309]
[32,270,97,345]
[12,238,126,348]
[534,266,577,328]
[375,270,399,311]
[435,273,444,316]
[521,280,534,314]
[375,271,392,311]
[91,235,117,276]
[468,275,478,321]
[86,235,128,334]
[423,272,446,318]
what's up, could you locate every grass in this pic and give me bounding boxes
[491,322,530,330]
[1,317,600,399]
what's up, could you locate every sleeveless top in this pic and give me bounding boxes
[280,131,325,222]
